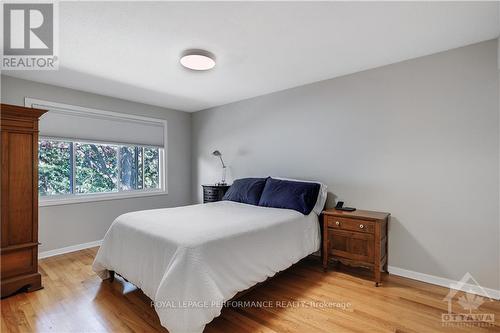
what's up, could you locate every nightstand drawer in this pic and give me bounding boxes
[328,229,374,263]
[204,188,218,195]
[327,216,374,234]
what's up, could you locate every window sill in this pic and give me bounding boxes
[39,190,167,207]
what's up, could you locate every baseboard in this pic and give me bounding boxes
[39,240,103,259]
[388,265,500,300]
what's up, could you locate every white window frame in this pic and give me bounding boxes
[25,98,168,207]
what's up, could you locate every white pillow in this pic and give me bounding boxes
[272,177,328,215]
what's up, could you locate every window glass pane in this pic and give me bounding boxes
[119,146,138,190]
[75,143,118,194]
[137,148,144,190]
[38,140,71,196]
[144,147,160,189]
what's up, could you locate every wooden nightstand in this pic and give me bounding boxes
[202,184,230,203]
[322,208,390,286]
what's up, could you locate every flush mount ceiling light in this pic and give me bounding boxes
[180,49,216,71]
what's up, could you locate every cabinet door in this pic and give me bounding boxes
[328,229,374,263]
[2,131,35,247]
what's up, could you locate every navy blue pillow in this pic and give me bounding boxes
[258,178,320,215]
[222,178,267,206]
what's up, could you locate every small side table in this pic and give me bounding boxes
[322,208,390,286]
[202,184,230,203]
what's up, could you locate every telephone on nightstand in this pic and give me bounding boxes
[335,201,356,212]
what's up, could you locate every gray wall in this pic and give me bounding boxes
[1,75,193,252]
[192,40,500,290]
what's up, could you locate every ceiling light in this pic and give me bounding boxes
[180,50,216,71]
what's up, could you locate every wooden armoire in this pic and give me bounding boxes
[1,103,47,298]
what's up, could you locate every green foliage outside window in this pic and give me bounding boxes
[75,143,118,194]
[39,139,161,197]
[38,140,71,196]
[144,147,159,189]
[120,146,138,190]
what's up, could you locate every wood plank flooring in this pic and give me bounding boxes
[1,247,499,332]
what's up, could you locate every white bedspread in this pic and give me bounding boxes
[92,201,320,333]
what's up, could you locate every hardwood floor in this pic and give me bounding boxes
[1,247,499,332]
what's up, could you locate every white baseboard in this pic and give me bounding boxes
[388,265,500,300]
[39,240,102,259]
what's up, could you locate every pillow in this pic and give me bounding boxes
[258,178,320,215]
[222,178,267,206]
[272,177,327,215]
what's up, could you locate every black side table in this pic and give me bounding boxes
[202,184,230,203]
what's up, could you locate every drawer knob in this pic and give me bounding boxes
[335,221,340,226]
[359,224,364,229]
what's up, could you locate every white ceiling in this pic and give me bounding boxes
[5,1,500,112]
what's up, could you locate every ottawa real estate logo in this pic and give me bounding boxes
[442,272,495,328]
[2,1,59,70]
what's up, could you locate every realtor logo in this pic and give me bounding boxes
[442,272,495,328]
[2,2,58,70]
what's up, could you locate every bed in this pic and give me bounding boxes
[92,200,321,333]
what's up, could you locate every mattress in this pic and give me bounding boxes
[92,201,320,333]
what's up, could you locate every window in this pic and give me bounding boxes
[119,146,160,191]
[39,140,72,196]
[39,138,164,202]
[75,142,118,194]
[26,98,166,206]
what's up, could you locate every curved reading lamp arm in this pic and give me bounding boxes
[218,156,226,168]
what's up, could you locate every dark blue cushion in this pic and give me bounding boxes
[258,178,320,215]
[222,178,267,206]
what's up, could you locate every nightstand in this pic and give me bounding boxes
[322,208,390,286]
[202,184,230,203]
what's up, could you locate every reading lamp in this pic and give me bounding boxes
[212,150,227,185]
